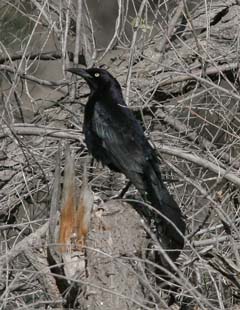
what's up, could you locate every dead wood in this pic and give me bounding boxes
[1,0,240,309]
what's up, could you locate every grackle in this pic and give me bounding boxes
[66,67,186,260]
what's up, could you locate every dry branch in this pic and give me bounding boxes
[158,144,240,187]
[0,65,68,87]
[1,0,240,308]
[157,0,185,56]
[147,62,240,88]
[0,124,81,141]
[24,247,64,309]
[156,107,240,169]
[1,123,239,188]
[0,222,49,269]
[0,51,85,65]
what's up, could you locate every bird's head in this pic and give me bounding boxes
[66,67,121,94]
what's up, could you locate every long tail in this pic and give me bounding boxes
[143,161,186,260]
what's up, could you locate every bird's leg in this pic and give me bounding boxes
[112,181,132,199]
[87,157,95,181]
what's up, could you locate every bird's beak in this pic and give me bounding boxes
[66,67,97,90]
[66,68,93,80]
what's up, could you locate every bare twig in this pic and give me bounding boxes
[0,222,49,268]
[158,144,240,187]
[156,107,240,169]
[0,124,82,141]
[125,0,148,104]
[0,51,85,65]
[0,65,68,87]
[152,62,240,88]
[158,0,185,56]
[97,0,122,63]
[74,0,83,65]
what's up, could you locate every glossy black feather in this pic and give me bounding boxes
[67,67,186,258]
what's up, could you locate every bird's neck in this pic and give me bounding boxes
[90,84,125,105]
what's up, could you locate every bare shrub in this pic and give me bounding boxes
[0,0,240,309]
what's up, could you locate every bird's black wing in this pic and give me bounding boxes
[92,101,151,190]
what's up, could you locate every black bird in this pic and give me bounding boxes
[67,67,185,259]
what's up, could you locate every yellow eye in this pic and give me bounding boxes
[94,72,100,77]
